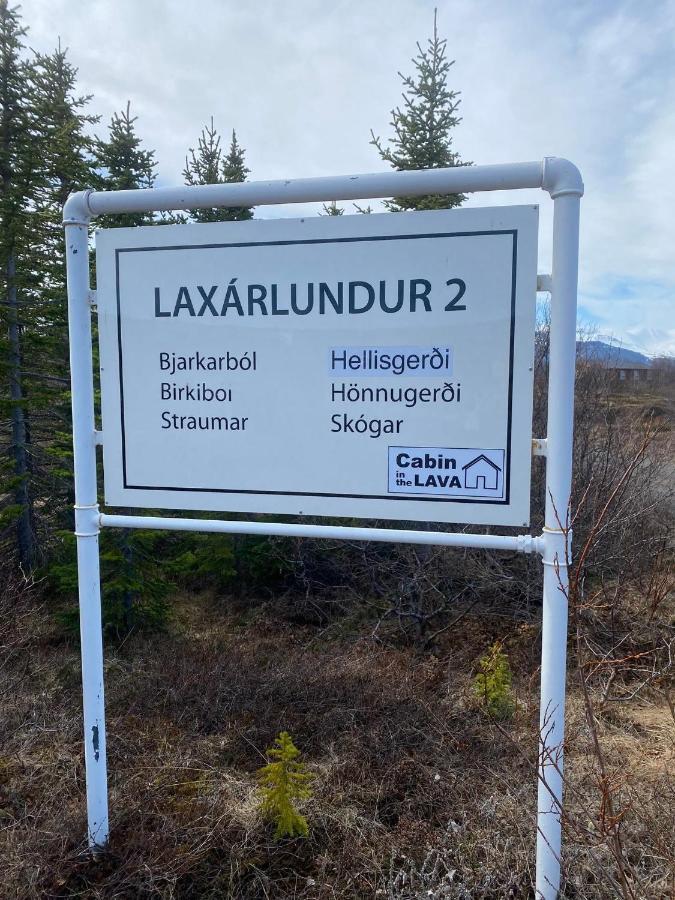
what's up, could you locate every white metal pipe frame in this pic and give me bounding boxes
[64,157,583,899]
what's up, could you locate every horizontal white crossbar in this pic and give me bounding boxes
[63,158,582,223]
[99,513,540,554]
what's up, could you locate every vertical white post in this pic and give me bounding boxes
[536,191,581,897]
[64,202,109,848]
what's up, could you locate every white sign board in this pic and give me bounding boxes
[96,206,538,525]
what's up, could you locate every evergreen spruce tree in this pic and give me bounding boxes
[32,41,97,211]
[220,129,253,221]
[184,117,222,190]
[0,0,39,566]
[93,103,168,633]
[371,10,466,211]
[94,101,156,228]
[28,42,98,542]
[183,117,229,223]
[369,11,466,624]
[182,123,252,223]
[0,10,99,569]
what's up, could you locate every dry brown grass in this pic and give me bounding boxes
[1,582,672,899]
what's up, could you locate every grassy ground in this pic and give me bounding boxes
[1,586,672,899]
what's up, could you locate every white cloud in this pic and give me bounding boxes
[19,0,675,353]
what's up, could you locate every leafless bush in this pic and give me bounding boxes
[276,322,672,650]
[488,417,674,897]
[555,423,675,898]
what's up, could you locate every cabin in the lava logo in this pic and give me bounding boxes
[462,454,501,491]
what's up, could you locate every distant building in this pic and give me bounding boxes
[576,340,653,386]
[606,362,652,384]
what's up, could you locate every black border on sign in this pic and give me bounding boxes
[114,229,518,506]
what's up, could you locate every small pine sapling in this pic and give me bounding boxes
[257,731,313,839]
[474,640,516,719]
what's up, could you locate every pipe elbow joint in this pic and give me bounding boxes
[542,157,584,199]
[63,190,94,225]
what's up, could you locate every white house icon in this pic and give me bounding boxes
[462,454,501,490]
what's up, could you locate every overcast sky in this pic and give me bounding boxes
[20,0,675,355]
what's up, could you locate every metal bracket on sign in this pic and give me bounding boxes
[532,437,548,457]
[536,273,552,293]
